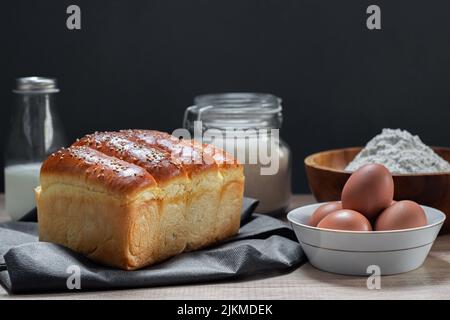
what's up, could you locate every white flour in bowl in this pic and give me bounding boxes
[346,128,450,174]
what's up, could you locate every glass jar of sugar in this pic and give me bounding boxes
[4,77,66,220]
[183,93,291,215]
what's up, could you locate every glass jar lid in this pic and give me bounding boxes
[184,92,282,131]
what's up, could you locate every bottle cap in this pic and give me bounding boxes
[13,77,59,94]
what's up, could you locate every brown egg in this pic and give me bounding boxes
[309,201,342,227]
[375,200,427,231]
[342,164,394,220]
[317,209,373,231]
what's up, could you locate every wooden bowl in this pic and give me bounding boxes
[305,147,450,234]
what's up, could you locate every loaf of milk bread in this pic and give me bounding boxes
[35,130,244,270]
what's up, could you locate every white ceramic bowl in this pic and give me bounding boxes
[287,203,446,275]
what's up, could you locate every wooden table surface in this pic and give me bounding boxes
[1,193,449,300]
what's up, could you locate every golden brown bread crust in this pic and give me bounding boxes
[121,129,218,172]
[37,129,244,270]
[40,146,156,196]
[72,131,187,183]
[127,129,240,168]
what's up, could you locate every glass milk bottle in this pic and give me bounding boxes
[184,93,292,215]
[4,77,66,220]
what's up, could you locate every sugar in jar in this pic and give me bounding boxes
[183,93,291,214]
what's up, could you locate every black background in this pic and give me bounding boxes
[2,0,450,193]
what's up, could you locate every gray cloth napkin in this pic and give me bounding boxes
[0,198,305,294]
